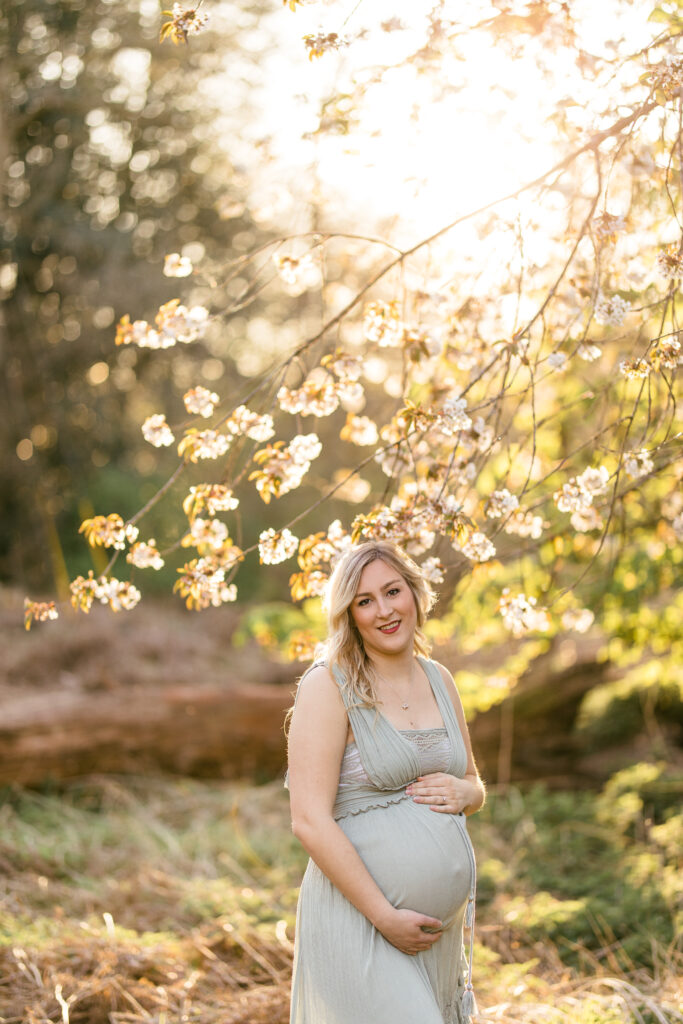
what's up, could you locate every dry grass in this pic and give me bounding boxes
[1,775,681,1024]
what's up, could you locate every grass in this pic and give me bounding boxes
[0,772,681,1024]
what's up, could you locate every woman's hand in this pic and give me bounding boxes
[374,907,443,955]
[406,772,479,814]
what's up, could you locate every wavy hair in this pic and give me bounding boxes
[320,539,437,709]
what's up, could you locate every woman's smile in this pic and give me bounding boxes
[378,620,401,634]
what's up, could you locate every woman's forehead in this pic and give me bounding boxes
[355,558,403,592]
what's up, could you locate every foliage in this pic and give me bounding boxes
[0,0,272,590]
[10,1,679,663]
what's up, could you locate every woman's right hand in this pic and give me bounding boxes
[375,907,443,955]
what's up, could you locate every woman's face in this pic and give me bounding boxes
[349,558,418,659]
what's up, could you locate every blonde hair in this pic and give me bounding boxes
[321,540,437,709]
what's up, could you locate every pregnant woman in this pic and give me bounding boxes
[287,540,486,1024]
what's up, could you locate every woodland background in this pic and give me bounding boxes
[1,1,682,1022]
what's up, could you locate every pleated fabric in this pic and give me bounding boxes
[289,657,477,1024]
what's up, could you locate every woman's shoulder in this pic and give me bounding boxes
[299,660,332,685]
[291,661,347,721]
[420,656,454,685]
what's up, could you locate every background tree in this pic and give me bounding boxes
[9,0,683,776]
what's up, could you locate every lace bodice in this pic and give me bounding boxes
[338,727,450,790]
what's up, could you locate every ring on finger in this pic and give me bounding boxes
[441,795,446,804]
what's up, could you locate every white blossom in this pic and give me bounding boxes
[571,506,604,532]
[127,540,164,570]
[189,517,229,551]
[184,386,219,418]
[258,528,299,565]
[504,508,545,539]
[185,485,239,518]
[142,414,175,448]
[163,253,193,278]
[547,351,567,371]
[555,482,590,514]
[175,559,237,609]
[420,557,445,585]
[594,293,631,326]
[656,244,683,279]
[178,428,231,461]
[576,465,609,496]
[499,589,550,636]
[289,433,323,464]
[619,358,651,379]
[460,531,496,562]
[439,395,472,434]
[341,414,379,446]
[624,449,654,480]
[486,489,519,519]
[227,405,275,441]
[562,608,595,633]
[578,343,602,362]
[278,381,339,417]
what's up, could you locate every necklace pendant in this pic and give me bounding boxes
[401,702,409,710]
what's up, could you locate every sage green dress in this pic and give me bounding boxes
[289,657,477,1024]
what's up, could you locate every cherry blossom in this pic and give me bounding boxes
[178,428,231,461]
[561,608,595,632]
[499,589,550,636]
[127,540,165,570]
[163,253,193,277]
[70,572,141,613]
[340,414,379,446]
[258,528,299,565]
[624,449,654,480]
[594,293,631,326]
[250,433,322,502]
[183,485,239,520]
[486,489,519,519]
[226,405,275,441]
[184,386,219,418]
[142,414,175,447]
[459,531,496,563]
[547,351,567,371]
[174,559,237,610]
[79,514,138,550]
[24,599,58,631]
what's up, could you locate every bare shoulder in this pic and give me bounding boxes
[288,662,348,768]
[291,663,346,721]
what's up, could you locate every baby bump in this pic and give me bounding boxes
[339,797,473,928]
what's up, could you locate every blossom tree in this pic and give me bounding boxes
[23,1,681,695]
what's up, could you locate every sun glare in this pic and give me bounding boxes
[209,0,655,248]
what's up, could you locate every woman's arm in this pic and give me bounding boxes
[287,664,443,954]
[406,661,486,816]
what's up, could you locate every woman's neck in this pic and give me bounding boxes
[367,650,417,682]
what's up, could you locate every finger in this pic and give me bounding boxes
[421,916,443,929]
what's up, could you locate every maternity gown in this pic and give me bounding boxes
[289,656,477,1024]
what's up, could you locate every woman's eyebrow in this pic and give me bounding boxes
[354,578,403,598]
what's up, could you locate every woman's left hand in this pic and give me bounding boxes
[406,773,478,814]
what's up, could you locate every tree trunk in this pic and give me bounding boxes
[0,681,293,786]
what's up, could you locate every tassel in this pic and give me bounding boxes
[465,896,475,929]
[461,985,477,1022]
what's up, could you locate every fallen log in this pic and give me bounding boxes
[0,681,293,786]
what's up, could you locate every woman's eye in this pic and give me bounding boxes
[357,598,370,606]
[387,587,400,596]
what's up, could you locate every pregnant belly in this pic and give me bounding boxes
[339,797,473,928]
